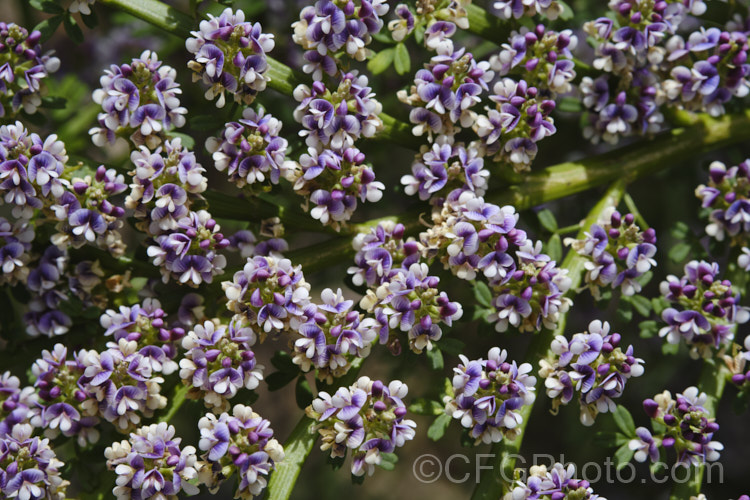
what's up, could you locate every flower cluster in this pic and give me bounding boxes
[147,210,230,287]
[353,223,463,355]
[659,260,749,358]
[78,338,168,432]
[398,46,493,138]
[663,26,750,117]
[0,372,38,437]
[186,8,275,107]
[540,320,644,426]
[127,138,208,236]
[179,319,263,412]
[206,107,288,191]
[0,424,69,500]
[292,288,378,382]
[580,1,750,144]
[631,386,723,466]
[285,146,383,228]
[101,297,184,364]
[421,191,571,333]
[387,4,470,46]
[724,334,750,388]
[90,50,186,148]
[566,208,657,299]
[503,463,605,500]
[0,216,33,286]
[696,159,750,244]
[30,344,100,446]
[223,255,311,341]
[290,73,383,226]
[293,0,389,79]
[490,25,577,96]
[197,404,284,498]
[1,121,67,219]
[51,165,128,256]
[492,0,563,21]
[0,22,60,118]
[474,78,556,172]
[306,377,416,477]
[105,422,199,498]
[294,74,382,151]
[401,138,489,203]
[25,247,105,338]
[444,347,536,444]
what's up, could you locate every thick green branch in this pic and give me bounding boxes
[471,181,626,500]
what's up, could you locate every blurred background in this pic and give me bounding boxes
[3,0,749,498]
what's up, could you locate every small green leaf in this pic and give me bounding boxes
[367,48,395,75]
[81,9,99,29]
[661,341,680,356]
[594,431,630,447]
[270,351,296,372]
[170,131,196,149]
[557,0,575,20]
[612,405,636,437]
[295,376,313,410]
[616,301,633,323]
[639,320,658,339]
[414,23,425,44]
[614,442,635,470]
[63,14,84,43]
[378,452,398,470]
[189,114,221,131]
[651,296,669,316]
[266,371,298,391]
[537,209,558,232]
[394,43,411,75]
[668,242,691,263]
[558,96,582,113]
[426,348,444,371]
[29,0,64,13]
[629,295,652,317]
[409,399,443,416]
[427,413,451,441]
[546,234,562,263]
[34,16,63,42]
[473,281,493,308]
[438,337,465,356]
[41,96,67,110]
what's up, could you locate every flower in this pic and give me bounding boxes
[0,424,69,500]
[179,318,263,412]
[293,0,389,78]
[197,404,284,497]
[292,288,378,382]
[306,377,416,477]
[658,260,749,358]
[444,347,536,444]
[186,8,274,107]
[503,462,605,500]
[206,107,288,190]
[0,23,60,118]
[90,50,186,148]
[105,422,199,499]
[566,208,657,299]
[293,72,382,151]
[638,387,722,466]
[540,320,644,426]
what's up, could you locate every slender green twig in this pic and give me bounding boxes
[623,192,650,230]
[471,181,626,499]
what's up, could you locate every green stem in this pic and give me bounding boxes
[266,358,367,500]
[623,192,650,230]
[472,180,627,500]
[668,359,729,499]
[160,383,189,423]
[266,415,317,500]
